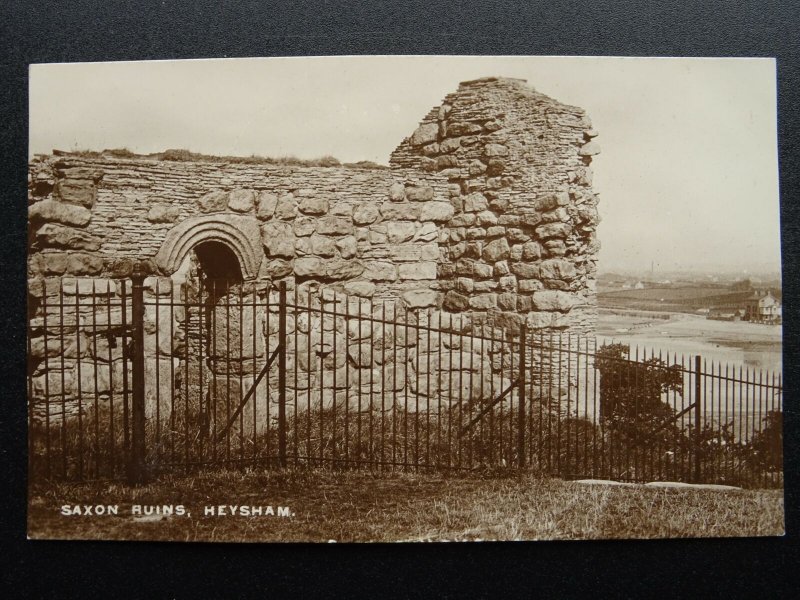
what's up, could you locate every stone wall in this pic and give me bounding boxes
[27,77,601,428]
[28,76,600,329]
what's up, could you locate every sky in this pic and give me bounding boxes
[28,56,781,276]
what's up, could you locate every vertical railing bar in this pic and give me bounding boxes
[318,288,325,467]
[414,309,421,471]
[249,283,256,464]
[518,323,526,469]
[74,282,83,480]
[120,279,129,477]
[182,276,190,469]
[331,290,338,467]
[277,281,287,469]
[447,314,453,469]
[437,311,443,468]
[556,332,563,476]
[130,266,146,484]
[155,278,162,464]
[402,304,409,469]
[41,284,52,479]
[169,279,176,466]
[58,278,67,478]
[381,301,386,468]
[370,297,375,467]
[425,307,432,469]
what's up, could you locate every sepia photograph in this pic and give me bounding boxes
[25,55,783,542]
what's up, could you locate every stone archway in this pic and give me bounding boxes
[154,213,265,280]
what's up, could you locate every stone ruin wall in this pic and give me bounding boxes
[27,77,601,425]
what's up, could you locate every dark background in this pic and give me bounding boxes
[1,1,798,597]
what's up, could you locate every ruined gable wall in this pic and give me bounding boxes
[390,77,600,334]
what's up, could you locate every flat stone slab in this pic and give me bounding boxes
[572,479,637,487]
[644,482,742,491]
[572,479,742,491]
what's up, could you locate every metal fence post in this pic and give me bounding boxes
[694,355,702,483]
[129,263,147,484]
[278,280,287,468]
[518,323,526,469]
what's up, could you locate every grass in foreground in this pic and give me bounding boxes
[28,469,784,542]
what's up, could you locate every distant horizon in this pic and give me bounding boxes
[29,56,782,275]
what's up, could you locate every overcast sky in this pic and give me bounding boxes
[29,56,781,275]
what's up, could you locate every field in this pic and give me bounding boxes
[598,286,753,313]
[28,469,784,542]
[597,310,782,373]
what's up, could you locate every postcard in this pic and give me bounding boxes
[26,56,783,542]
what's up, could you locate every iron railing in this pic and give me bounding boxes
[27,273,783,488]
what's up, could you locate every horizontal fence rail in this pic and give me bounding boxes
[28,275,783,489]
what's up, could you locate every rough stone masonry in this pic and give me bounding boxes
[27,77,601,424]
[28,77,600,331]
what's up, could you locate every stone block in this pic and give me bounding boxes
[443,290,469,312]
[398,262,437,280]
[275,193,297,219]
[477,211,498,226]
[469,293,497,310]
[518,279,543,293]
[463,192,488,213]
[402,289,438,309]
[473,262,493,279]
[336,236,358,259]
[405,185,435,202]
[353,204,379,225]
[298,196,329,216]
[316,216,353,236]
[309,234,336,257]
[147,205,181,223]
[531,290,577,312]
[256,191,278,219]
[388,182,406,202]
[447,122,482,136]
[197,190,229,213]
[261,222,295,258]
[56,179,96,208]
[34,223,102,251]
[522,241,542,260]
[498,275,517,291]
[540,258,577,282]
[29,199,92,227]
[482,238,510,262]
[293,216,316,236]
[343,281,375,297]
[228,189,255,213]
[420,202,454,222]
[578,141,601,156]
[363,261,397,282]
[484,143,509,157]
[410,122,439,146]
[386,221,416,244]
[263,259,293,278]
[536,222,572,240]
[435,155,459,170]
[497,292,517,311]
[66,253,104,276]
[380,202,421,221]
[413,222,438,242]
[511,263,540,279]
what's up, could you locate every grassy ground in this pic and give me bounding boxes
[28,469,784,542]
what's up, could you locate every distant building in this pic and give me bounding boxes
[708,307,745,322]
[744,290,782,324]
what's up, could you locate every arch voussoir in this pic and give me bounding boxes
[154,214,264,279]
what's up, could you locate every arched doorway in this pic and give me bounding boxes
[175,239,267,461]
